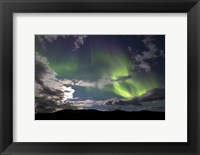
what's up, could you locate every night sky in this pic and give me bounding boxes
[35,35,165,113]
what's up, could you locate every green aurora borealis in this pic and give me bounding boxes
[36,35,164,100]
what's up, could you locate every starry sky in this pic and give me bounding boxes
[35,35,165,113]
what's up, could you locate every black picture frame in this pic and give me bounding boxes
[0,0,199,154]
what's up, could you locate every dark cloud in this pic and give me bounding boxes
[36,87,165,113]
[105,88,165,106]
[72,35,88,51]
[134,62,151,72]
[132,36,164,73]
[36,35,88,51]
[35,53,49,85]
[35,52,75,113]
[58,88,165,112]
[36,35,66,50]
[111,75,133,82]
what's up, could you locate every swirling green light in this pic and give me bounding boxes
[105,76,158,99]
[46,44,159,99]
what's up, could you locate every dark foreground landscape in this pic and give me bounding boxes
[35,109,165,120]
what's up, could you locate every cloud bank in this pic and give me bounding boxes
[131,36,164,72]
[37,35,88,51]
[35,52,75,113]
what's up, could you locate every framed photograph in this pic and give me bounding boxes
[35,34,165,120]
[0,0,199,154]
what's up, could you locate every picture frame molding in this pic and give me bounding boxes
[0,0,199,154]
